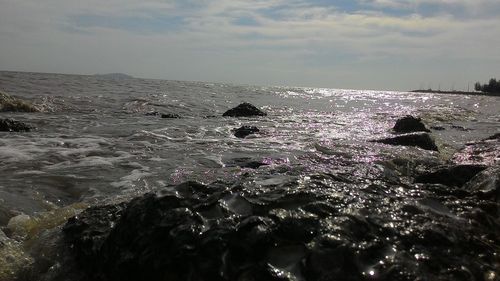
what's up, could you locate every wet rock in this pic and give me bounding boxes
[144,112,181,118]
[222,102,267,117]
[430,126,446,131]
[415,164,487,187]
[0,205,15,227]
[0,118,32,132]
[463,165,500,201]
[232,125,259,138]
[451,125,471,131]
[483,132,500,141]
[62,176,499,281]
[224,157,269,169]
[63,203,126,265]
[161,113,181,119]
[0,91,39,112]
[144,111,160,116]
[372,133,439,151]
[393,115,430,133]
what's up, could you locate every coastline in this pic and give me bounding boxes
[411,89,500,97]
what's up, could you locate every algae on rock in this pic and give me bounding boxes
[0,91,39,112]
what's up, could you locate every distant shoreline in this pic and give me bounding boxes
[411,89,500,97]
[93,73,134,79]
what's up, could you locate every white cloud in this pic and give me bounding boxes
[1,0,499,90]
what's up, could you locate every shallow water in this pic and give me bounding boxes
[0,71,499,280]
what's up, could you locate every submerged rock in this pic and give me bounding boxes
[161,113,181,119]
[0,91,39,112]
[372,133,439,151]
[144,111,160,116]
[430,126,446,131]
[483,132,500,141]
[145,112,181,118]
[222,102,266,117]
[415,164,487,187]
[0,118,32,132]
[224,157,268,169]
[393,115,430,133]
[232,125,259,138]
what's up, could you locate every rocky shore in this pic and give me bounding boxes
[56,115,499,281]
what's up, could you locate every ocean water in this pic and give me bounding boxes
[0,71,499,280]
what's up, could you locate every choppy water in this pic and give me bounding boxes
[0,71,499,280]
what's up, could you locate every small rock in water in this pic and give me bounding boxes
[222,102,266,117]
[372,133,439,151]
[232,125,259,138]
[144,111,160,116]
[483,132,500,141]
[430,126,446,131]
[225,157,268,169]
[393,115,430,133]
[0,91,39,112]
[451,125,471,131]
[0,206,15,227]
[415,164,487,187]
[0,118,32,132]
[161,113,181,119]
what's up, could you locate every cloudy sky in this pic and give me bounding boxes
[1,0,499,90]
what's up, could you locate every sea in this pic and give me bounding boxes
[0,71,499,280]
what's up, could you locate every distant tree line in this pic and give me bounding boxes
[475,78,500,94]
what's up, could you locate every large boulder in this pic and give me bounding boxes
[222,103,266,117]
[62,174,499,281]
[63,184,306,281]
[372,133,438,151]
[393,115,430,133]
[0,118,32,132]
[415,164,487,187]
[232,125,259,138]
[0,91,39,112]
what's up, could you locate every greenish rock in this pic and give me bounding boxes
[0,91,39,112]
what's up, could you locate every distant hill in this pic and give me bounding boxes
[93,73,134,79]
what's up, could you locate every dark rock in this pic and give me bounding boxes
[462,165,500,201]
[415,164,487,187]
[483,133,500,141]
[62,174,499,281]
[144,111,160,116]
[232,125,259,138]
[63,203,126,265]
[372,133,439,151]
[224,157,269,169]
[451,125,471,131]
[0,118,32,132]
[431,126,446,131]
[64,190,279,281]
[393,115,430,133]
[161,113,181,119]
[0,205,15,227]
[222,102,266,117]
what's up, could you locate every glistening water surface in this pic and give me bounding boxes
[0,71,498,281]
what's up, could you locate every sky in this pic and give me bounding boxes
[1,0,499,91]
